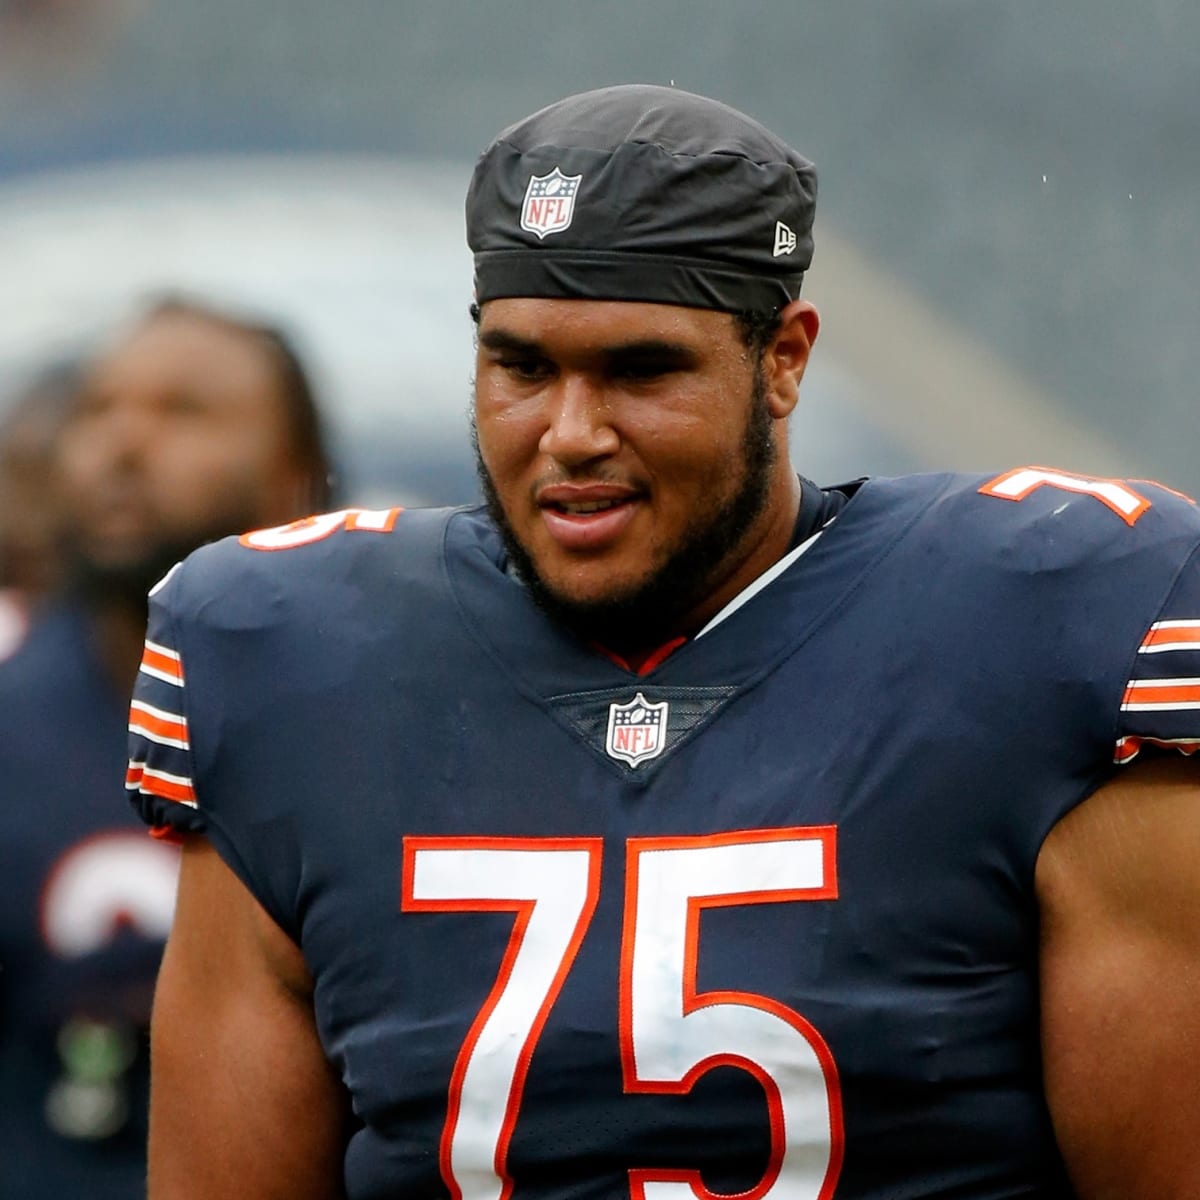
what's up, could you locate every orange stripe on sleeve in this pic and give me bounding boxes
[1140,622,1200,652]
[140,640,185,684]
[1122,679,1200,708]
[1114,736,1140,764]
[128,700,189,747]
[1113,734,1200,763]
[127,762,197,807]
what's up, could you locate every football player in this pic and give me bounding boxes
[0,296,332,1199]
[132,88,1200,1198]
[0,360,78,660]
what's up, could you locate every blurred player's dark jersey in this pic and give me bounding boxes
[0,602,178,1200]
[129,470,1200,1200]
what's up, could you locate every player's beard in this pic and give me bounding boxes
[65,539,191,617]
[63,505,272,618]
[474,362,777,653]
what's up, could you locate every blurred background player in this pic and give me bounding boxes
[0,360,79,661]
[0,296,334,1200]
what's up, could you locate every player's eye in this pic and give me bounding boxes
[499,356,554,383]
[606,347,694,383]
[611,359,673,382]
[68,390,113,421]
[159,391,209,417]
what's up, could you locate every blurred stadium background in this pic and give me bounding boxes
[2,0,1196,503]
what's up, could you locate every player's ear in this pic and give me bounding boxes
[764,299,819,420]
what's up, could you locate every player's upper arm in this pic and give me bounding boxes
[149,836,351,1200]
[1036,756,1200,1198]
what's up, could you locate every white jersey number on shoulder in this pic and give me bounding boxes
[239,507,403,551]
[979,467,1155,525]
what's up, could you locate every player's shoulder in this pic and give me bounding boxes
[871,466,1200,558]
[155,503,473,627]
[969,465,1197,531]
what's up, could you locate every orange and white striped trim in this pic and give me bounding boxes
[1114,735,1200,764]
[1138,620,1200,653]
[128,699,189,750]
[125,761,197,807]
[139,639,184,686]
[1121,677,1200,711]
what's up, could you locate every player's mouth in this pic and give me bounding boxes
[82,485,156,543]
[537,485,642,551]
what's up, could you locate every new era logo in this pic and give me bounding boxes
[773,221,797,257]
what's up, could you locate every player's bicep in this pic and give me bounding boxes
[150,836,350,1200]
[1036,758,1200,1198]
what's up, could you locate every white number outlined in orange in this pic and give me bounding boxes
[402,837,603,1200]
[404,829,843,1200]
[621,828,843,1200]
[979,468,1150,525]
[239,507,403,550]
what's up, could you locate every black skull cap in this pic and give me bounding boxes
[467,84,817,313]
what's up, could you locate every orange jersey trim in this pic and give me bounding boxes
[128,699,189,747]
[1115,734,1200,764]
[1139,621,1200,652]
[592,636,688,676]
[126,762,197,806]
[139,640,185,685]
[1121,679,1200,709]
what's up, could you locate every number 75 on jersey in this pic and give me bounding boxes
[403,827,844,1200]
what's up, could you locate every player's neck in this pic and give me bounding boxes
[87,599,150,700]
[676,469,804,636]
[594,472,803,670]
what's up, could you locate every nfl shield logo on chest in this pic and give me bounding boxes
[606,693,669,767]
[521,168,583,239]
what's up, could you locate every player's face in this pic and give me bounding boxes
[56,312,310,593]
[474,298,808,647]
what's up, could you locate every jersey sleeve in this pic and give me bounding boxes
[125,564,205,837]
[1115,542,1200,764]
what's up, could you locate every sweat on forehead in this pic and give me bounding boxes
[466,84,817,314]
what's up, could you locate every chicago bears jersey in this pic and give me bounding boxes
[128,470,1200,1200]
[0,602,179,1200]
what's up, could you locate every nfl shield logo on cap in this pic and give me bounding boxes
[605,692,669,768]
[520,167,583,239]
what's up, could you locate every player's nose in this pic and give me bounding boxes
[91,398,162,477]
[537,375,619,467]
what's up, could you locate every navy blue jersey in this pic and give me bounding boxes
[0,602,179,1200]
[128,471,1200,1200]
